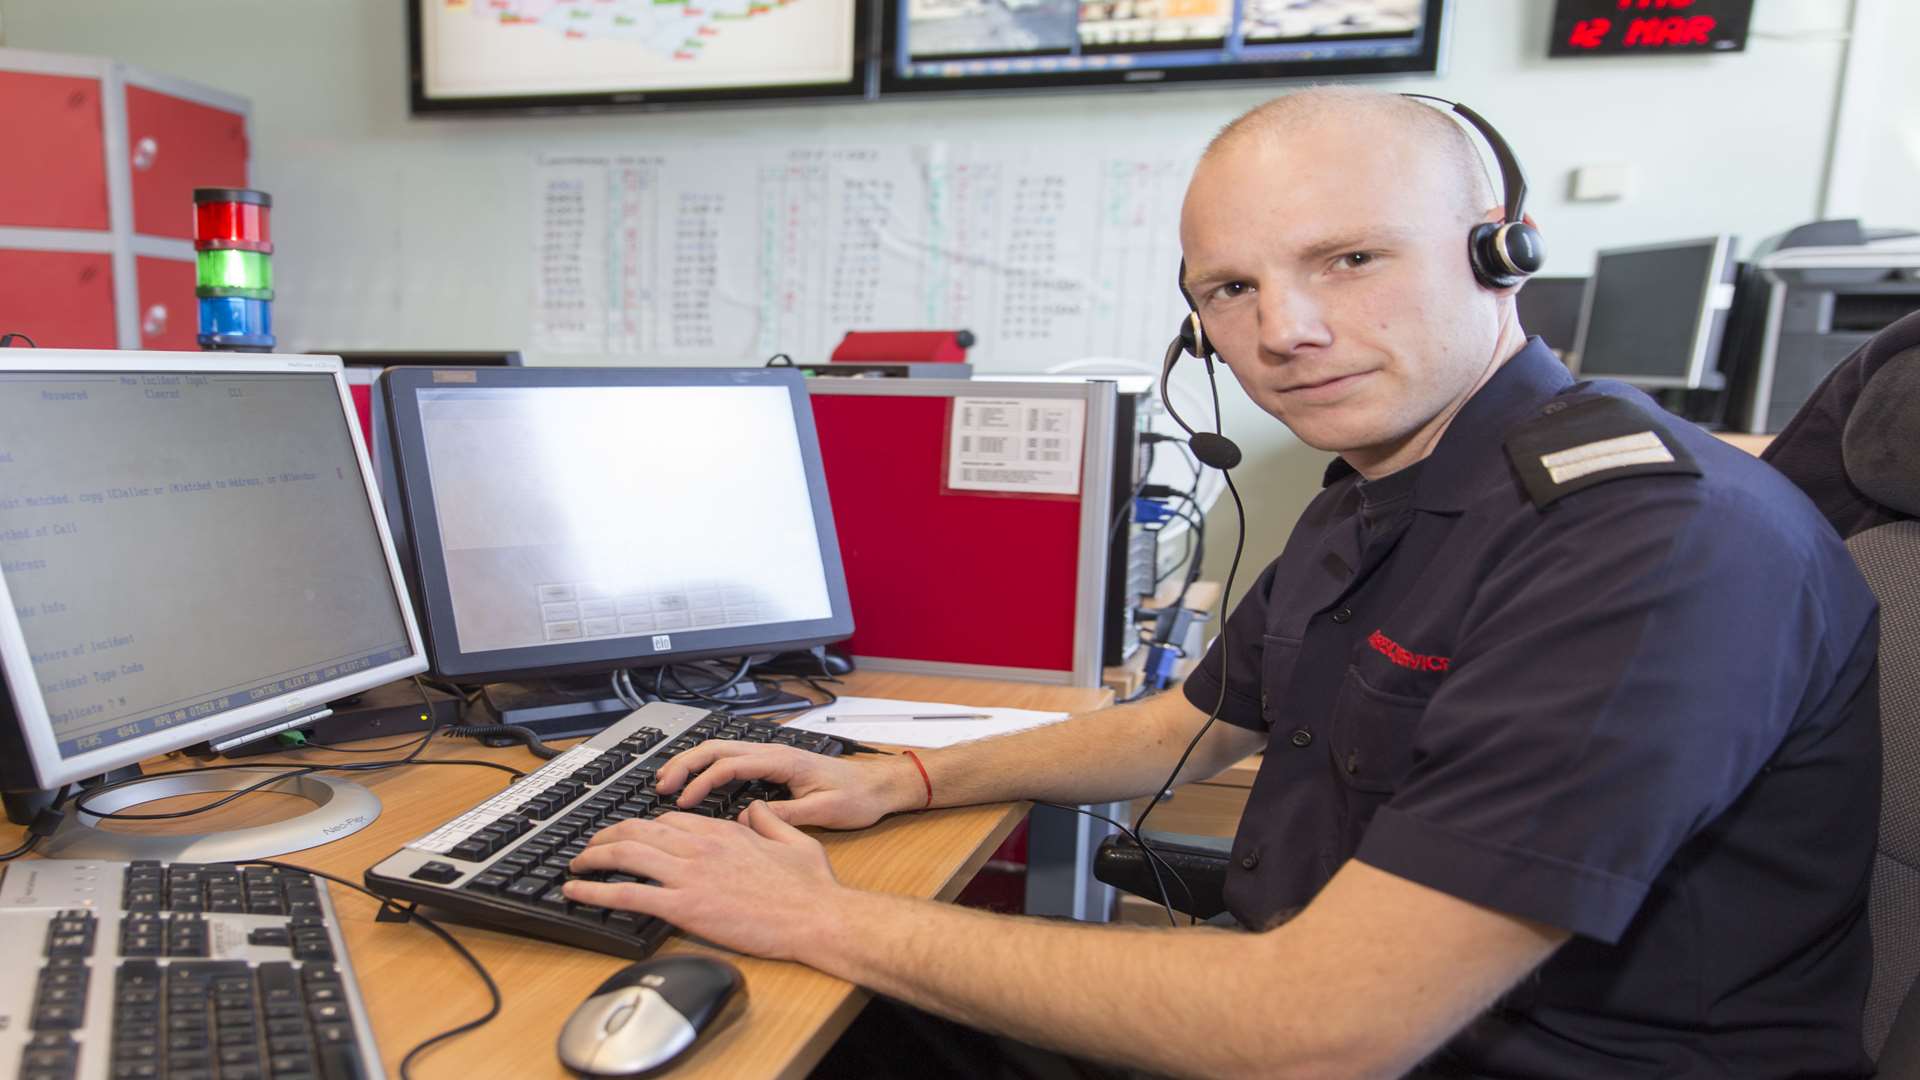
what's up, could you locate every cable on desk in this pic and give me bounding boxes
[68,679,525,822]
[292,678,482,755]
[243,858,501,1080]
[0,785,71,862]
[443,723,562,760]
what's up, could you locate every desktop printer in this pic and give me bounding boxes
[1723,220,1920,433]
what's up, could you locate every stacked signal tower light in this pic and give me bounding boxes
[193,188,274,351]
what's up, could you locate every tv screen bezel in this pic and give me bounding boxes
[407,0,875,115]
[878,0,1447,95]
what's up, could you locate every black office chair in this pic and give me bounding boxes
[1094,829,1231,920]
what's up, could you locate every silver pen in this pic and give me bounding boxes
[817,712,993,723]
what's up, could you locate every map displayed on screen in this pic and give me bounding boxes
[420,0,860,99]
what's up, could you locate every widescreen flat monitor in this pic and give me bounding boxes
[1573,235,1737,389]
[0,352,428,793]
[381,366,853,684]
[409,0,869,112]
[884,0,1445,92]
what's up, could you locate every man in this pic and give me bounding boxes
[565,87,1882,1077]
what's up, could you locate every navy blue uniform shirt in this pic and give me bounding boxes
[1184,339,1881,1078]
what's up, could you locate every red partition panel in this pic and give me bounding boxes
[810,394,1083,673]
[0,249,117,349]
[135,255,199,350]
[125,85,248,240]
[0,71,109,230]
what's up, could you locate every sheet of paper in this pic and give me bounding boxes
[784,695,1069,749]
[945,396,1086,495]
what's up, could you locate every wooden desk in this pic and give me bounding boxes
[1,672,1110,1079]
[1714,432,1774,456]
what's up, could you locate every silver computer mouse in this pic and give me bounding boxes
[557,955,747,1077]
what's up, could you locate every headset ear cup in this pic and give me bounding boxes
[1469,222,1529,290]
[1179,312,1207,358]
[1498,221,1545,277]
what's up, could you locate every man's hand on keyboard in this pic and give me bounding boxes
[564,802,843,961]
[654,741,925,830]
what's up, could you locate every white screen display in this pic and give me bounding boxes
[0,372,414,760]
[415,384,834,654]
[421,0,859,98]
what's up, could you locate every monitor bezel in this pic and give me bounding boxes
[0,351,430,790]
[1571,235,1736,390]
[407,0,875,115]
[381,366,855,683]
[879,0,1447,95]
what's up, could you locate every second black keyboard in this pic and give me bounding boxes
[363,702,845,959]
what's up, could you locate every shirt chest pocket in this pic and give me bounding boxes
[1329,665,1428,794]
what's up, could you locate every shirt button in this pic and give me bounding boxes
[1330,607,1352,624]
[1289,729,1312,748]
[1240,851,1260,870]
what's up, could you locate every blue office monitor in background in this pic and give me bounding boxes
[0,352,428,793]
[380,366,853,686]
[884,0,1445,92]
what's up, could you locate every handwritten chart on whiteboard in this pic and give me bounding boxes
[532,143,1199,367]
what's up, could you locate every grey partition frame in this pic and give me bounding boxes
[806,377,1117,689]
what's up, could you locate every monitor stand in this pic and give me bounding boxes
[484,675,812,741]
[29,769,380,863]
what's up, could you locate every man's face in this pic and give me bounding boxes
[1178,121,1508,472]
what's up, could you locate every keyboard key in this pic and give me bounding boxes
[466,872,512,893]
[447,839,491,862]
[409,861,461,884]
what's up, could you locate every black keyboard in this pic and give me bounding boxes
[364,702,844,960]
[0,860,380,1080]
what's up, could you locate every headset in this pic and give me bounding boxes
[1131,98,1542,915]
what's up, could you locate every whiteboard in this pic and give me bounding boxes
[532,140,1201,366]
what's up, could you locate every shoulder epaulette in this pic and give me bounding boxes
[1504,394,1701,509]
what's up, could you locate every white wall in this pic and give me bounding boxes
[1823,0,1920,227]
[0,0,1865,602]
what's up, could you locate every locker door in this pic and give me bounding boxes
[0,249,118,349]
[124,84,249,241]
[135,255,200,351]
[0,70,110,230]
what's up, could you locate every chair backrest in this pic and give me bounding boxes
[1834,345,1920,1062]
[1851,521,1920,1061]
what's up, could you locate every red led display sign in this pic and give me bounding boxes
[1550,0,1752,57]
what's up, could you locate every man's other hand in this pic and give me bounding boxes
[653,740,926,829]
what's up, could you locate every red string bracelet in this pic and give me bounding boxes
[903,750,933,809]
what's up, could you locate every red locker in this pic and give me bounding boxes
[135,255,199,350]
[0,49,250,350]
[0,70,109,230]
[0,250,118,349]
[125,84,250,241]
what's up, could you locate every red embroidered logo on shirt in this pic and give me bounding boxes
[1367,629,1450,673]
